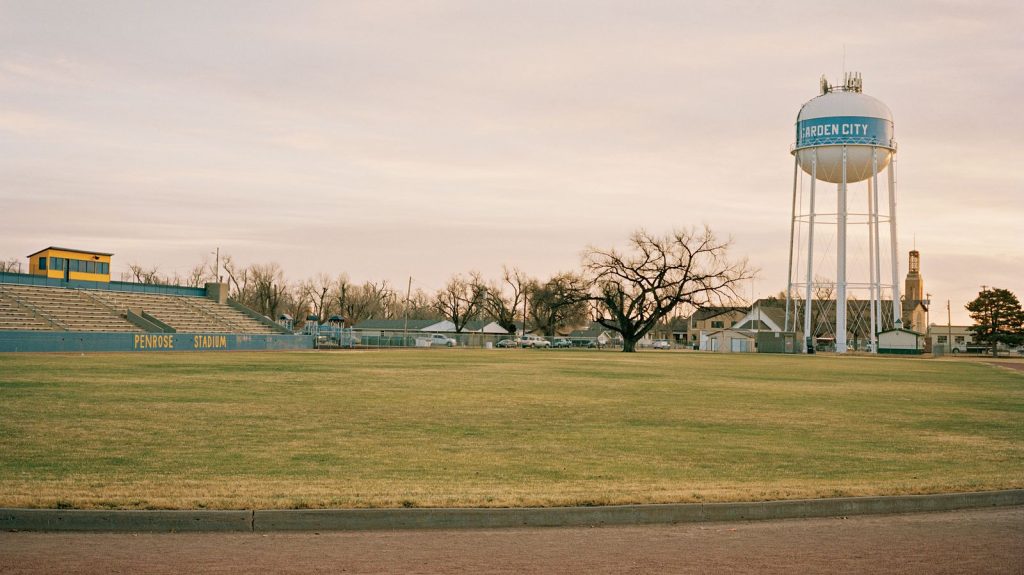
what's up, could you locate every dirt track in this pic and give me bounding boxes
[2,507,1021,574]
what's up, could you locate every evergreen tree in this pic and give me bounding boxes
[966,288,1024,356]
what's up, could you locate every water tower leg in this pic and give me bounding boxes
[872,150,883,345]
[868,164,877,352]
[888,155,901,327]
[785,157,799,333]
[836,146,848,353]
[803,152,817,353]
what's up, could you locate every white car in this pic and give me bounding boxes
[652,339,671,350]
[428,334,456,347]
[518,334,550,348]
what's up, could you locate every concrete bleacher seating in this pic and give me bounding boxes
[0,292,55,331]
[88,290,278,334]
[0,284,141,332]
[0,283,278,334]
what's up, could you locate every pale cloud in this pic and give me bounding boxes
[1,0,1021,324]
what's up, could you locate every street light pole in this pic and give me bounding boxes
[211,247,220,283]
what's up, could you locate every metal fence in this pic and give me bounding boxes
[0,271,206,297]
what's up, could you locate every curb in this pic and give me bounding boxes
[3,490,1022,533]
[0,509,252,532]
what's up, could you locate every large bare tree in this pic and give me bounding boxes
[528,272,590,337]
[584,227,751,352]
[434,273,486,333]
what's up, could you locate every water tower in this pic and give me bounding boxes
[784,73,901,353]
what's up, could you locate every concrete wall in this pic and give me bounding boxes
[0,330,314,352]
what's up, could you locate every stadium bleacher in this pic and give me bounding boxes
[0,283,278,334]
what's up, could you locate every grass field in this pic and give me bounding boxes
[1,350,1022,510]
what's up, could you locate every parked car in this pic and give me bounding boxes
[428,333,456,347]
[550,337,572,348]
[652,339,671,350]
[496,338,518,348]
[518,334,551,348]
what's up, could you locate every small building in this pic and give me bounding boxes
[686,306,749,346]
[27,247,112,283]
[702,328,756,353]
[925,325,975,354]
[877,328,924,355]
[755,331,799,354]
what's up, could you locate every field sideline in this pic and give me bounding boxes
[1,350,1021,510]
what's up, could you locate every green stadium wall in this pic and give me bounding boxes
[0,331,314,353]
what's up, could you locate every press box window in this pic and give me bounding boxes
[39,257,46,270]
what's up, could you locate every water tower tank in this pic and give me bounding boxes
[793,80,895,183]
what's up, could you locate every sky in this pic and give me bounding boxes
[1,0,1021,325]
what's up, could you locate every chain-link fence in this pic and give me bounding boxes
[316,329,610,349]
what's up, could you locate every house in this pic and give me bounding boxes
[925,325,975,354]
[352,319,510,334]
[732,300,789,333]
[567,321,622,348]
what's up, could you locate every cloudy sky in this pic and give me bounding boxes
[2,1,1021,323]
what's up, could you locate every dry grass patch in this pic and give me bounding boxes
[1,350,1021,509]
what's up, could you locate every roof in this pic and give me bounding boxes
[690,306,748,322]
[352,319,438,331]
[878,328,924,337]
[27,246,114,258]
[704,328,757,338]
[569,321,615,338]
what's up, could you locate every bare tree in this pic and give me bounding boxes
[584,227,751,352]
[0,258,21,273]
[285,284,311,327]
[401,288,440,320]
[528,272,590,337]
[301,273,336,322]
[222,255,250,302]
[127,263,165,285]
[434,273,486,333]
[184,259,215,288]
[479,267,530,334]
[249,263,287,318]
[334,276,395,325]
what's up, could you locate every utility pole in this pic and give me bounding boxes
[522,290,528,346]
[403,276,412,348]
[947,299,952,354]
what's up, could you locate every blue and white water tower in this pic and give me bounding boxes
[785,73,901,354]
